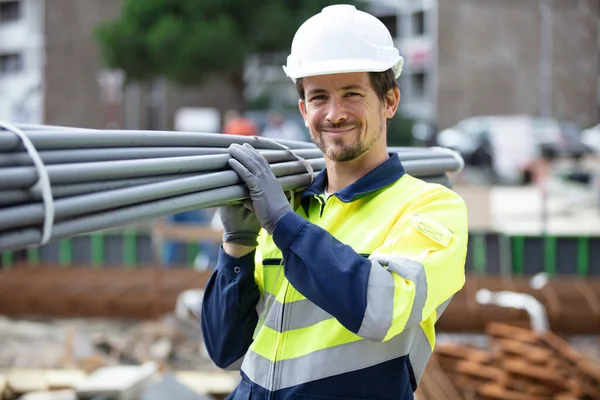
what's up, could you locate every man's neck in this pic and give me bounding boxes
[325,150,389,194]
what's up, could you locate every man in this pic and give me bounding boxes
[201,4,468,399]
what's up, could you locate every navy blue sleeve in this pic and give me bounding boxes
[272,211,371,334]
[201,246,260,369]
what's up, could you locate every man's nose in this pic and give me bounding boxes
[326,97,348,124]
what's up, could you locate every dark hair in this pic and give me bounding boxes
[295,68,398,103]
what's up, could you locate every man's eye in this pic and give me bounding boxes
[310,95,327,102]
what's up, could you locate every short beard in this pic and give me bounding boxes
[320,139,367,162]
[314,129,380,162]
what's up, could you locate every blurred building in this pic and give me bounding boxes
[0,0,44,123]
[437,0,599,130]
[245,0,600,131]
[43,0,240,130]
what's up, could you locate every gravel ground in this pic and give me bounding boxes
[0,315,218,371]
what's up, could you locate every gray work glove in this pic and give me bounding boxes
[219,203,261,247]
[228,143,292,234]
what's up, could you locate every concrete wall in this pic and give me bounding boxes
[552,0,599,128]
[44,0,122,128]
[436,0,598,129]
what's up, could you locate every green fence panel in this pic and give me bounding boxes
[123,230,137,268]
[91,232,105,267]
[27,247,40,265]
[544,236,557,276]
[577,236,590,277]
[59,239,72,266]
[1,251,13,269]
[472,233,487,275]
[511,236,525,275]
[187,243,199,267]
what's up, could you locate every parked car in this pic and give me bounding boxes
[581,123,600,155]
[538,119,589,160]
[437,115,590,184]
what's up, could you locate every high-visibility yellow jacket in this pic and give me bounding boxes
[201,153,468,400]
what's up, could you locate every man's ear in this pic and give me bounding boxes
[298,99,309,127]
[384,88,401,119]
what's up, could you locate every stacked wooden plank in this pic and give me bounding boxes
[415,356,464,400]
[441,276,600,335]
[417,323,600,400]
[0,266,213,319]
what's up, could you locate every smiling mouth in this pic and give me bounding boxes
[323,127,356,136]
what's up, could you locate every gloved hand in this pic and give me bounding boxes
[219,203,261,247]
[228,143,293,234]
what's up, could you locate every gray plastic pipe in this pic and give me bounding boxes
[0,174,200,206]
[0,173,314,251]
[15,123,97,131]
[0,159,326,230]
[0,152,326,189]
[1,154,460,190]
[0,129,317,151]
[0,147,326,167]
[0,147,451,167]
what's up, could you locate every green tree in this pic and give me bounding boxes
[95,0,363,102]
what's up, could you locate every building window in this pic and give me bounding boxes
[411,71,426,98]
[412,10,425,36]
[0,1,21,22]
[0,53,23,73]
[377,14,398,38]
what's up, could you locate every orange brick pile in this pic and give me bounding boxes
[416,323,600,400]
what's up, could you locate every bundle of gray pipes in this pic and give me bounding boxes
[0,121,464,252]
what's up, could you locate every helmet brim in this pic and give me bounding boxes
[283,57,403,82]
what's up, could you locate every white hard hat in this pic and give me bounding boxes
[283,4,404,82]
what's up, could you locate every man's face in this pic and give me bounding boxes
[298,72,398,162]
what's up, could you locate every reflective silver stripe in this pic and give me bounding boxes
[241,350,272,390]
[436,296,453,321]
[264,298,334,332]
[408,327,432,383]
[263,290,274,299]
[381,257,427,327]
[223,354,245,371]
[357,260,395,341]
[241,324,430,391]
[357,257,427,341]
[255,294,266,316]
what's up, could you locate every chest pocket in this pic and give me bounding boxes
[261,258,285,299]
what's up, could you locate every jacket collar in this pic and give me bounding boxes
[300,153,405,211]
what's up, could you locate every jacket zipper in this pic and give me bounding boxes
[264,195,336,397]
[316,194,327,218]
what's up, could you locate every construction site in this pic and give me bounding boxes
[1,0,600,398]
